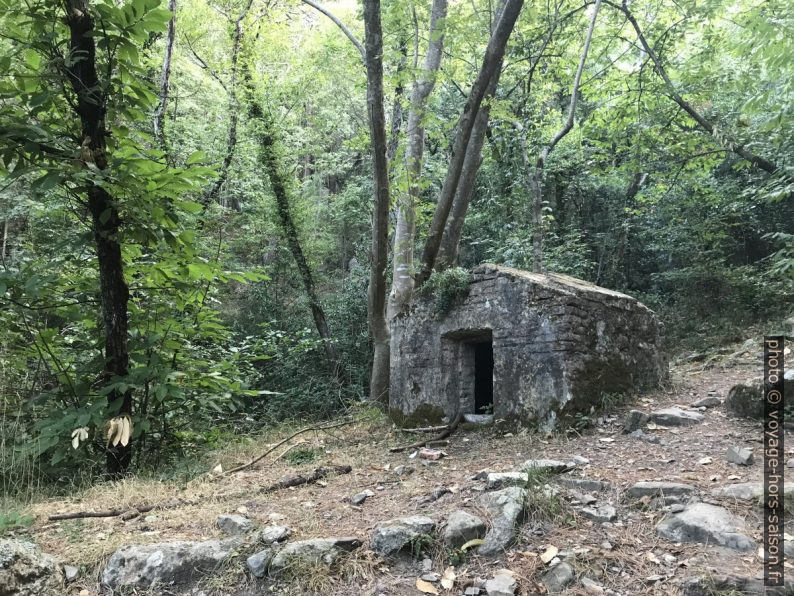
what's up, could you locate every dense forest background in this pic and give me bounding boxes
[0,0,791,496]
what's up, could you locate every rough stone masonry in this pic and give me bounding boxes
[389,264,668,428]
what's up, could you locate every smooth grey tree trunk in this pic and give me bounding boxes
[388,0,448,317]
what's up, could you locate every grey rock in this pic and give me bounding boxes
[269,537,361,576]
[648,407,703,426]
[542,561,574,593]
[216,514,253,535]
[101,539,239,590]
[557,477,611,492]
[246,547,274,578]
[579,505,617,523]
[572,455,590,465]
[486,472,528,489]
[477,487,526,556]
[568,490,597,505]
[581,577,604,594]
[0,540,64,596]
[370,516,435,557]
[522,459,574,474]
[629,429,664,444]
[484,572,517,596]
[691,397,721,408]
[63,564,79,582]
[669,503,685,513]
[656,503,754,551]
[623,410,649,433]
[464,588,482,596]
[627,481,695,498]
[351,489,375,505]
[421,572,441,582]
[681,574,793,595]
[442,510,487,548]
[726,446,753,466]
[788,459,794,468]
[260,525,291,544]
[726,379,763,419]
[711,482,793,502]
[393,465,415,477]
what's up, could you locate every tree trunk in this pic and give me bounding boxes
[63,0,132,477]
[436,69,502,269]
[154,0,176,156]
[529,0,601,273]
[363,0,391,405]
[612,0,777,174]
[389,0,448,317]
[247,101,339,366]
[203,2,254,208]
[416,0,524,286]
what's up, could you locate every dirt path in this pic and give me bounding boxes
[25,345,789,595]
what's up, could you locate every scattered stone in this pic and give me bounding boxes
[267,512,286,522]
[477,487,526,556]
[350,489,375,506]
[788,459,794,469]
[691,397,721,408]
[542,561,574,594]
[143,515,158,523]
[623,410,649,433]
[421,558,432,572]
[681,574,792,595]
[656,503,754,551]
[627,481,695,498]
[63,565,79,582]
[101,539,239,590]
[216,514,253,535]
[393,465,415,477]
[572,455,590,465]
[371,516,435,557]
[486,472,528,489]
[484,572,517,596]
[557,477,611,492]
[0,540,64,596]
[578,505,617,523]
[259,525,291,544]
[442,510,487,548]
[522,459,574,474]
[669,504,685,513]
[421,572,441,582]
[464,413,494,425]
[464,587,482,596]
[419,447,445,460]
[600,541,612,550]
[246,548,274,578]
[648,407,704,426]
[269,538,361,576]
[581,577,604,594]
[629,429,664,444]
[568,490,597,505]
[726,446,753,466]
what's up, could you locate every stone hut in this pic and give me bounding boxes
[389,264,668,428]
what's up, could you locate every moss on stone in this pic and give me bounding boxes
[390,403,446,427]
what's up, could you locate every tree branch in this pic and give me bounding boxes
[301,0,365,62]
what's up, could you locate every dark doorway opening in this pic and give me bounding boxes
[473,341,494,414]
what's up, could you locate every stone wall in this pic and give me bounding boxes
[389,264,668,428]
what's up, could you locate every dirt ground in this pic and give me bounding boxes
[23,338,791,595]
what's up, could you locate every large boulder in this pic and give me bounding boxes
[101,539,240,590]
[477,487,526,556]
[726,372,794,419]
[268,537,360,576]
[656,503,754,551]
[0,539,64,596]
[371,516,435,557]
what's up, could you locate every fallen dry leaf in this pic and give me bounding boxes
[441,566,456,590]
[416,578,439,594]
[540,545,558,564]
